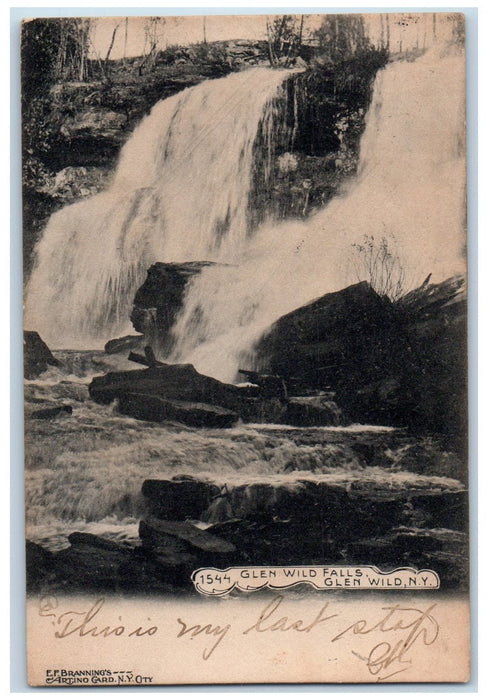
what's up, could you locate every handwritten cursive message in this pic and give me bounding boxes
[39,596,158,639]
[39,594,441,682]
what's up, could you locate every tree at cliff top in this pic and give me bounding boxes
[314,14,372,63]
[22,19,92,96]
[265,15,306,67]
[21,19,94,182]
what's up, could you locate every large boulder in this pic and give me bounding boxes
[142,473,468,588]
[118,393,238,428]
[59,108,128,141]
[257,280,400,397]
[131,262,221,350]
[281,395,343,426]
[89,362,285,424]
[256,277,467,443]
[24,330,61,379]
[26,532,183,594]
[142,477,221,521]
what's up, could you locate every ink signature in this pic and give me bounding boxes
[332,604,440,681]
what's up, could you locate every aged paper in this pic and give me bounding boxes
[22,12,469,685]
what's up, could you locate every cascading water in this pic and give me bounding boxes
[169,47,466,382]
[24,67,295,348]
[23,42,468,583]
[25,47,465,377]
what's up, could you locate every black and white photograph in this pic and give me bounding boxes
[21,11,470,685]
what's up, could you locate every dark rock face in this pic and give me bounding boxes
[60,109,128,141]
[131,262,220,349]
[118,393,238,428]
[282,395,343,426]
[104,334,144,354]
[42,533,136,592]
[141,474,468,590]
[393,276,467,443]
[89,363,246,405]
[89,362,287,425]
[26,540,55,591]
[142,477,221,521]
[26,532,178,594]
[256,277,467,443]
[258,281,397,393]
[31,404,72,420]
[24,331,61,379]
[140,517,236,554]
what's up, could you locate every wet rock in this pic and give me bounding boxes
[67,532,128,550]
[404,491,468,531]
[118,392,238,428]
[27,533,188,595]
[60,108,127,141]
[422,550,470,591]
[117,548,190,592]
[50,533,135,592]
[140,517,236,554]
[282,395,344,426]
[131,262,221,349]
[346,527,469,590]
[389,440,465,482]
[144,476,467,538]
[137,517,236,583]
[141,473,468,583]
[31,404,72,420]
[257,281,397,396]
[89,363,242,405]
[104,334,144,355]
[24,330,61,379]
[256,277,467,442]
[206,517,341,565]
[44,165,108,202]
[26,540,55,591]
[142,477,220,521]
[89,362,273,423]
[238,369,287,399]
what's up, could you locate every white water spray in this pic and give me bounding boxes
[24,67,294,347]
[170,48,466,381]
[25,49,465,378]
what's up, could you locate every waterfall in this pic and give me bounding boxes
[169,47,466,382]
[25,49,465,378]
[24,67,295,348]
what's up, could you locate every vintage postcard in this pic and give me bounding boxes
[22,12,469,685]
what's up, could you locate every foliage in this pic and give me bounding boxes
[449,14,465,47]
[314,14,372,63]
[137,18,166,75]
[21,18,92,98]
[311,14,389,92]
[157,44,188,65]
[266,15,305,67]
[350,235,406,302]
[188,42,233,77]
